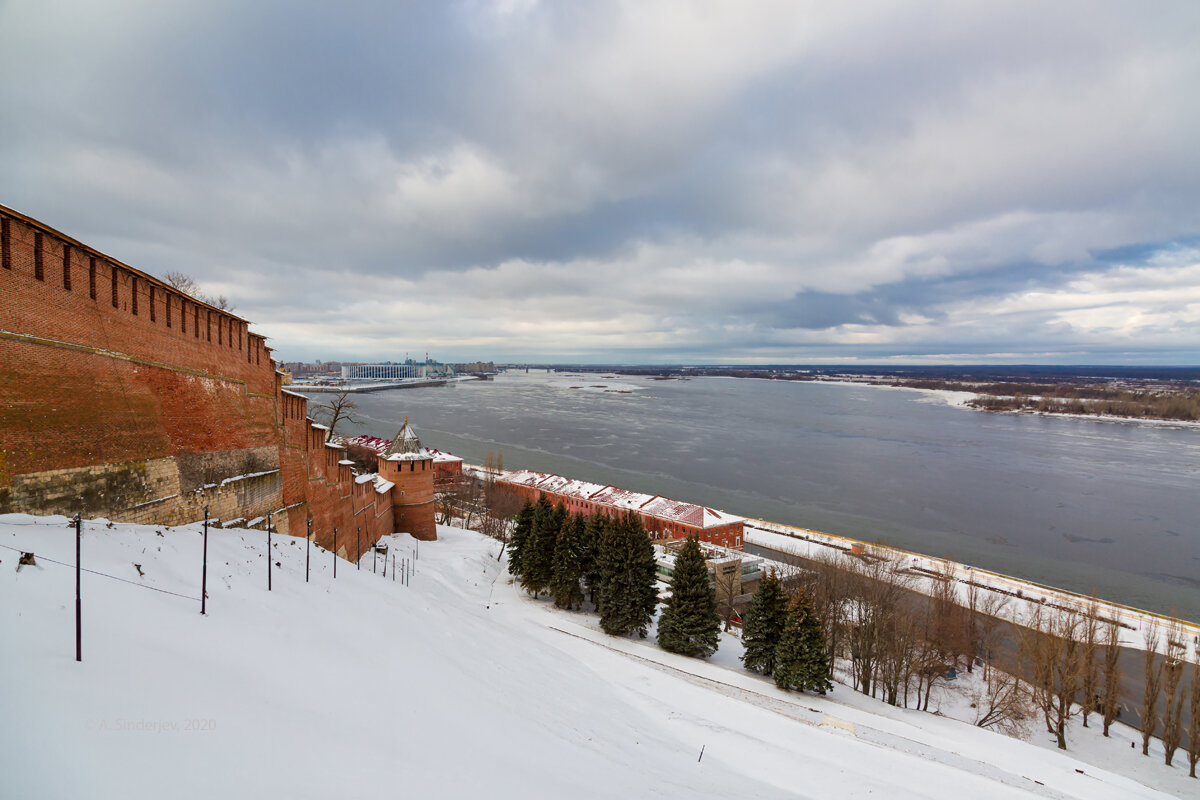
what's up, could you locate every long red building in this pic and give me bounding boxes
[499,470,745,549]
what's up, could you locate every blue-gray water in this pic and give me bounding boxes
[332,371,1200,621]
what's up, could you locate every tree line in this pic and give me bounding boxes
[506,495,833,692]
[790,546,1199,772]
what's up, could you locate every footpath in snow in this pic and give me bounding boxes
[0,514,1193,799]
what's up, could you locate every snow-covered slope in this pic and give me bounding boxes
[0,515,1187,799]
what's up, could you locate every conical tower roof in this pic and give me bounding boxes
[383,416,430,459]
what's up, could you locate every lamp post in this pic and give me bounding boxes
[74,512,82,662]
[306,516,312,583]
[266,511,273,591]
[201,506,209,615]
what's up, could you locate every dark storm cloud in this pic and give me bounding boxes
[1,1,1198,362]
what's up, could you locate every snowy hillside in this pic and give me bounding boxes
[0,515,1189,799]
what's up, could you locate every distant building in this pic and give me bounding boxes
[654,540,764,596]
[498,470,745,549]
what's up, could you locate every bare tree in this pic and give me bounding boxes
[1186,662,1199,779]
[974,590,1012,683]
[1022,604,1085,750]
[1100,614,1123,737]
[713,562,741,632]
[456,477,485,531]
[1141,621,1164,756]
[489,488,524,561]
[482,470,523,553]
[164,270,234,311]
[972,667,1033,737]
[1160,619,1187,766]
[805,550,850,682]
[842,549,913,701]
[1078,596,1102,728]
[312,390,362,436]
[435,475,463,525]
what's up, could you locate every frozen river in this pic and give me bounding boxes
[332,371,1200,621]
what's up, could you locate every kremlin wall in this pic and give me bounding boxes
[0,204,436,557]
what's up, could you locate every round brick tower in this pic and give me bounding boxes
[378,417,437,541]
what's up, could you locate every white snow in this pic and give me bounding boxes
[218,469,281,487]
[0,514,1192,799]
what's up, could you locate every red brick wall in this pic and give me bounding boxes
[1,208,273,476]
[0,204,393,560]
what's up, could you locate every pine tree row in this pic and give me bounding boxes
[508,499,727,659]
[507,497,658,637]
[741,570,832,693]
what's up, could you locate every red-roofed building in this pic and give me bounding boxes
[498,470,744,549]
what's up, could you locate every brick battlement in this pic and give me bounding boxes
[0,204,431,558]
[0,205,270,394]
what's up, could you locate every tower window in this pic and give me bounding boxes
[89,258,97,299]
[62,246,71,290]
[111,267,119,308]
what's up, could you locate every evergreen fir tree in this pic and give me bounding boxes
[550,501,568,538]
[597,512,658,638]
[550,514,586,610]
[521,496,555,598]
[741,569,789,675]
[774,588,833,694]
[507,501,535,578]
[656,536,721,658]
[580,513,605,605]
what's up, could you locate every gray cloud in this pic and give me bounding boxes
[2,1,1198,362]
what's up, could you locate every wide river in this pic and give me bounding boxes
[333,371,1200,621]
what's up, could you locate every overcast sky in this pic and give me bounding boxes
[2,1,1198,364]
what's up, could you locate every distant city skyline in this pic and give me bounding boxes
[2,2,1198,364]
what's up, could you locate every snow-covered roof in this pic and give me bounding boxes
[501,471,743,529]
[342,434,458,463]
[382,417,432,460]
[373,476,394,493]
[354,473,377,485]
[385,451,432,462]
[640,496,740,528]
[343,435,392,452]
[426,448,463,464]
